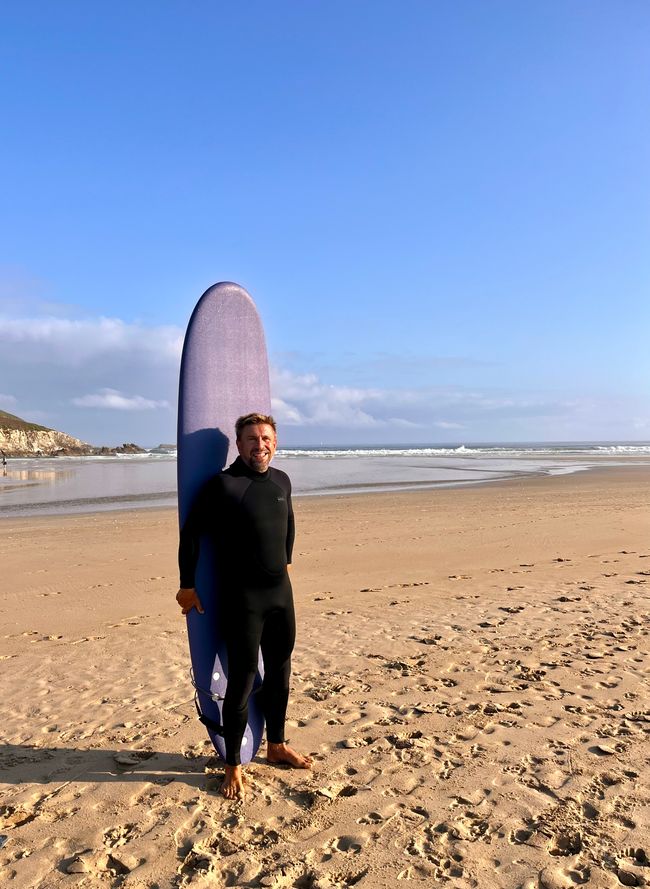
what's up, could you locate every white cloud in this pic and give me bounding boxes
[0,393,17,408]
[0,314,182,444]
[0,316,183,366]
[270,398,305,426]
[72,389,170,411]
[270,365,576,431]
[271,367,384,428]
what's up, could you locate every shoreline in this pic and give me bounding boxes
[1,464,649,887]
[2,458,649,520]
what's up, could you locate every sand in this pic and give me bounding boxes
[1,466,649,889]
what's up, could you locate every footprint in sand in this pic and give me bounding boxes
[439,758,461,780]
[388,581,429,589]
[103,823,137,848]
[538,864,591,889]
[621,848,648,865]
[547,830,582,856]
[0,805,37,829]
[328,834,366,854]
[509,827,534,845]
[177,848,215,882]
[612,811,637,830]
[412,634,442,645]
[580,800,599,820]
[356,811,384,825]
[454,810,490,841]
[66,851,133,879]
[588,743,623,756]
[403,831,436,862]
[397,864,433,880]
[112,750,154,770]
[317,783,358,801]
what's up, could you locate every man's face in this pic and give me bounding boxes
[236,423,277,473]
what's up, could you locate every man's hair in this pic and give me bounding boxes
[235,413,277,440]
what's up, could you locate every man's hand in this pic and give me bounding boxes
[176,587,204,615]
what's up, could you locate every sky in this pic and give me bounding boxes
[1,1,649,447]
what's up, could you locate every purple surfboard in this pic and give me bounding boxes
[177,282,271,763]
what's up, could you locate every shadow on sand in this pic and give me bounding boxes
[0,742,228,790]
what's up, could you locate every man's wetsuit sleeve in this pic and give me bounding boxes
[286,480,295,565]
[178,480,212,588]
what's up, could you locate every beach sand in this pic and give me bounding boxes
[1,467,649,888]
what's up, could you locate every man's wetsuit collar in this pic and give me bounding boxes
[230,455,271,480]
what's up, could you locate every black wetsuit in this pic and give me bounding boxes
[179,456,295,765]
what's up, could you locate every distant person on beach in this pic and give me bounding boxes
[1,451,6,474]
[176,413,313,798]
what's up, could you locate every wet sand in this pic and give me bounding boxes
[1,466,649,888]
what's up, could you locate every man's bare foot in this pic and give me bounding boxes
[221,764,245,799]
[267,741,313,769]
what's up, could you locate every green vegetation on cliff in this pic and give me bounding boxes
[0,409,51,432]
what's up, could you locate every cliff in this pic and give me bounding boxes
[0,410,146,457]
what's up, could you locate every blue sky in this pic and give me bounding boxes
[1,2,648,446]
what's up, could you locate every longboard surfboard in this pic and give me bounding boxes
[177,281,272,763]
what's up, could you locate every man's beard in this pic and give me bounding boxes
[250,452,271,470]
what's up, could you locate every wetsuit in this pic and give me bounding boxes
[178,456,295,765]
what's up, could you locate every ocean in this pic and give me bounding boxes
[1,443,649,517]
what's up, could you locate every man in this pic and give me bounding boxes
[177,413,312,798]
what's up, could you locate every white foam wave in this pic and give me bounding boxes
[593,445,650,454]
[277,443,650,459]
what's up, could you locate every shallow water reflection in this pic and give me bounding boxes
[1,469,73,484]
[0,455,178,515]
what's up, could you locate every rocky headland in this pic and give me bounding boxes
[0,410,146,457]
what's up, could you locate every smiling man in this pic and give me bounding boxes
[177,413,313,798]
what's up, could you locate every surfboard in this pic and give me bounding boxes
[177,281,271,764]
